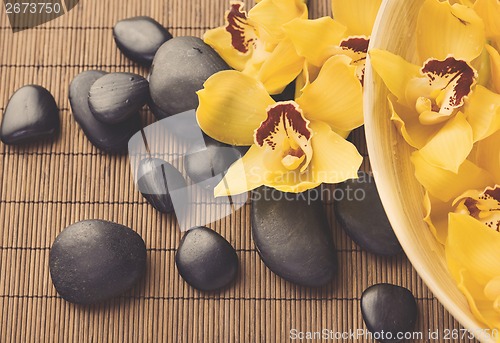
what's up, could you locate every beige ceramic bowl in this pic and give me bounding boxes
[364,1,493,342]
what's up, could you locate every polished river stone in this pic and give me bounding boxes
[136,157,188,214]
[334,171,402,256]
[184,135,243,191]
[69,70,141,153]
[1,85,59,145]
[49,219,147,304]
[113,16,172,66]
[88,72,149,124]
[361,283,418,343]
[149,36,229,118]
[176,226,238,291]
[251,187,337,287]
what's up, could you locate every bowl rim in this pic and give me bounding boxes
[364,1,494,342]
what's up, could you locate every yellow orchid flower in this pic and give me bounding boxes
[369,0,498,173]
[283,0,381,95]
[418,139,500,332]
[196,55,363,195]
[446,210,500,333]
[415,129,499,242]
[203,0,307,94]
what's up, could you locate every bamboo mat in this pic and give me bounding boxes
[0,0,478,342]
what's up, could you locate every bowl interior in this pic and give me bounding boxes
[364,0,492,341]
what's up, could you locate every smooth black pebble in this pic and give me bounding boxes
[184,135,244,190]
[88,72,149,124]
[175,226,238,291]
[0,85,59,145]
[251,187,337,287]
[49,219,147,304]
[69,70,141,153]
[361,283,418,343]
[149,36,229,118]
[113,16,172,66]
[334,171,402,256]
[137,158,188,214]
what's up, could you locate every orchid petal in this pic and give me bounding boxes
[388,96,443,149]
[296,55,363,131]
[257,39,304,94]
[249,0,308,45]
[325,36,370,84]
[309,121,362,184]
[473,0,500,39]
[418,57,476,116]
[261,171,321,193]
[416,0,485,62]
[446,213,500,329]
[476,130,500,184]
[448,267,500,330]
[254,101,313,172]
[464,85,500,141]
[447,213,500,286]
[419,112,474,173]
[283,17,347,67]
[295,61,321,99]
[423,191,453,244]
[214,145,267,196]
[454,186,500,232]
[196,71,275,145]
[331,0,382,36]
[485,44,500,93]
[411,150,493,202]
[258,120,363,192]
[204,26,250,71]
[369,49,420,105]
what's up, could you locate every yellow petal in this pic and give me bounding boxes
[486,44,500,93]
[214,145,267,196]
[283,17,347,67]
[295,61,321,99]
[464,85,500,141]
[323,36,370,84]
[203,26,250,71]
[388,96,443,149]
[196,71,275,145]
[416,0,485,62]
[453,186,500,232]
[256,39,304,95]
[447,213,500,285]
[475,130,500,183]
[262,171,321,193]
[411,150,493,202]
[369,49,420,105]
[419,112,474,173]
[296,55,363,131]
[331,0,382,36]
[308,121,362,184]
[485,277,500,301]
[423,191,453,245]
[445,257,499,330]
[249,0,308,45]
[473,0,500,39]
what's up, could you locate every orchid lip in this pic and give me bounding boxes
[225,2,256,54]
[338,35,369,84]
[455,185,500,232]
[419,56,477,115]
[254,101,313,172]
